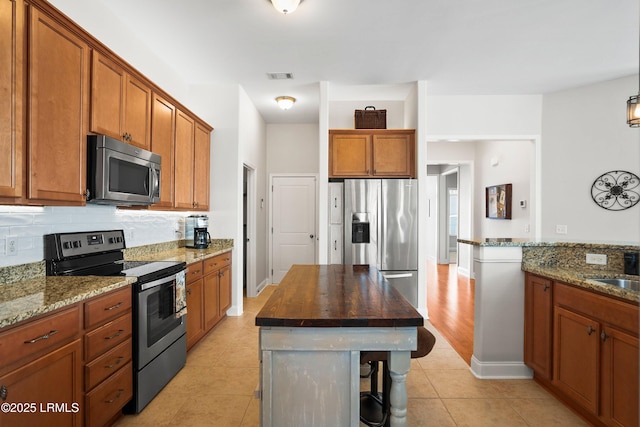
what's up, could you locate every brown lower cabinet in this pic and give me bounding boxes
[0,285,133,427]
[186,252,232,350]
[524,273,639,427]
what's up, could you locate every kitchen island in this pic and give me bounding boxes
[255,264,423,427]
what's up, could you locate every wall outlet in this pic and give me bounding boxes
[6,235,17,256]
[586,253,607,265]
[524,224,530,233]
[555,224,567,234]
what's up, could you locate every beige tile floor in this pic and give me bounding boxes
[114,285,589,427]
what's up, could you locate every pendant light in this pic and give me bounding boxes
[270,0,302,15]
[628,26,640,127]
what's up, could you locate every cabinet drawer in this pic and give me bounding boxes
[203,252,231,275]
[85,338,132,391]
[84,286,132,329]
[84,312,132,361]
[554,282,639,335]
[187,261,204,283]
[85,360,133,427]
[0,305,80,370]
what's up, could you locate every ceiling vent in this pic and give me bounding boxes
[267,72,294,80]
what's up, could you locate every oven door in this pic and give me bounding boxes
[136,273,186,369]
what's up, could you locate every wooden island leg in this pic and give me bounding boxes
[388,350,411,427]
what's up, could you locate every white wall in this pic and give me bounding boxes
[427,95,543,136]
[267,124,320,174]
[541,76,640,242]
[474,140,533,238]
[329,101,405,128]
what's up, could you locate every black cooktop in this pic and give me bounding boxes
[44,230,185,285]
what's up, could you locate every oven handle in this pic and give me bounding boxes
[138,269,186,292]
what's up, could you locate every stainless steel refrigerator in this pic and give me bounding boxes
[344,179,418,306]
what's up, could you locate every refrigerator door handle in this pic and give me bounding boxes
[383,273,413,279]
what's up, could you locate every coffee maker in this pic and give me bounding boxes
[185,215,211,249]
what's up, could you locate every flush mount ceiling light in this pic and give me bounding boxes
[269,0,302,15]
[276,96,296,110]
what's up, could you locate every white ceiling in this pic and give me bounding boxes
[89,0,637,123]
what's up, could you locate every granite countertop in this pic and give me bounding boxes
[0,239,235,330]
[458,238,639,250]
[522,265,640,303]
[0,276,136,329]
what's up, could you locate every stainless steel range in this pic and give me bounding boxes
[44,230,187,413]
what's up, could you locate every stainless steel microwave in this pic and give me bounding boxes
[87,135,161,206]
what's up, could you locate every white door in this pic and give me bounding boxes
[271,176,317,283]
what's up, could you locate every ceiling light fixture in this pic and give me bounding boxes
[276,96,296,110]
[269,0,302,15]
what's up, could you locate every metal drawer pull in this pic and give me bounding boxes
[104,302,123,311]
[24,330,58,344]
[587,326,595,335]
[105,356,125,369]
[601,331,609,342]
[105,329,125,340]
[105,389,124,404]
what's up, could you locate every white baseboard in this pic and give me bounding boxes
[470,356,533,379]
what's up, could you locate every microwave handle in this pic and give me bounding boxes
[151,167,160,198]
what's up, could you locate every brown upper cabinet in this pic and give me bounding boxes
[149,93,176,209]
[27,6,90,205]
[0,0,25,202]
[174,110,211,211]
[0,0,212,209]
[329,129,415,178]
[90,51,152,150]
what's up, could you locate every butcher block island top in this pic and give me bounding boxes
[255,264,423,328]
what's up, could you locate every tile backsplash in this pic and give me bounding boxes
[0,205,189,268]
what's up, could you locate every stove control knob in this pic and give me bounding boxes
[63,242,71,249]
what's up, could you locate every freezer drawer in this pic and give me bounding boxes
[379,270,418,307]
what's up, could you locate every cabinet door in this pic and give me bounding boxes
[28,8,88,204]
[524,274,553,379]
[193,122,210,210]
[553,306,599,414]
[0,339,82,427]
[203,272,220,330]
[150,93,175,209]
[329,133,371,177]
[90,51,124,141]
[328,182,343,224]
[372,133,415,177]
[186,278,204,351]
[329,224,343,264]
[0,0,24,200]
[601,325,639,427]
[219,264,232,314]
[123,75,151,150]
[174,109,195,209]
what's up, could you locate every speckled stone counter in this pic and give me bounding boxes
[0,239,234,330]
[0,276,136,329]
[458,238,639,303]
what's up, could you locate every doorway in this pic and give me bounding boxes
[243,164,258,297]
[270,175,317,283]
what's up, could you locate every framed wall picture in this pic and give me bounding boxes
[486,183,512,219]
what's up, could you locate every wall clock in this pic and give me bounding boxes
[590,170,639,211]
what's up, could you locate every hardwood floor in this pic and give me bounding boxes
[426,260,475,365]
